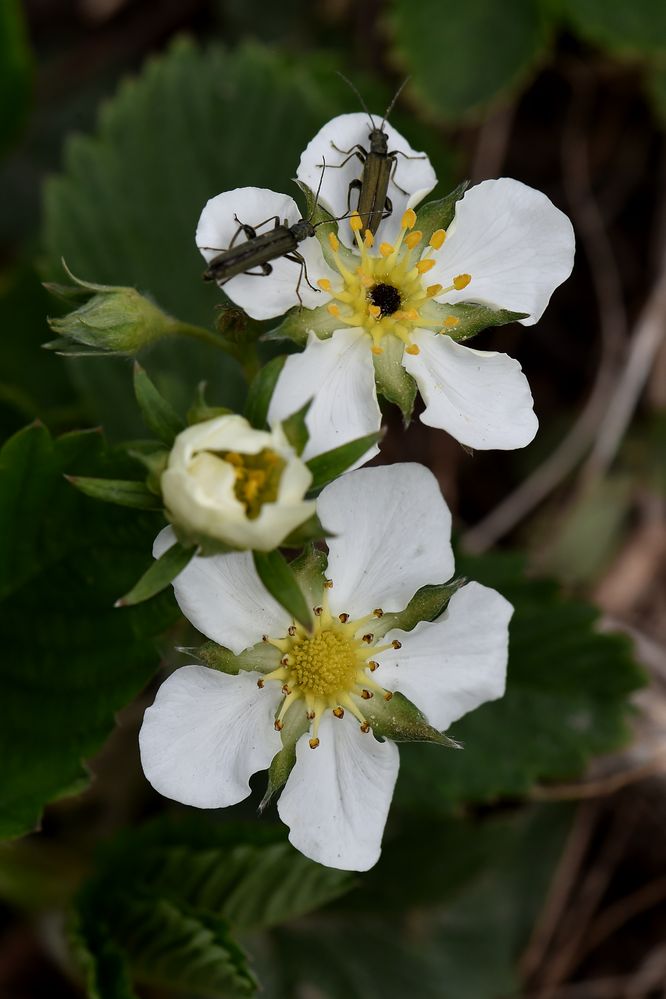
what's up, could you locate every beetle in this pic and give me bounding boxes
[328,77,424,236]
[202,168,337,307]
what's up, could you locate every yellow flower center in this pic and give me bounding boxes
[259,585,400,749]
[219,448,285,519]
[318,209,471,356]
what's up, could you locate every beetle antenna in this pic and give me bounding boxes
[381,77,410,130]
[313,208,372,229]
[307,155,328,222]
[336,72,375,129]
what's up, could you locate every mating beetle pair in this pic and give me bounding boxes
[202,80,420,305]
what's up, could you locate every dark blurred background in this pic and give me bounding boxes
[1,1,665,997]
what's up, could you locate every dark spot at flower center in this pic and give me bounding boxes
[369,283,402,317]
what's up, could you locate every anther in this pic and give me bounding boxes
[309,737,320,749]
[288,625,296,637]
[317,278,332,292]
[360,722,370,734]
[274,720,284,731]
[362,633,374,644]
[328,232,339,252]
[416,258,435,274]
[364,229,374,247]
[453,273,471,290]
[444,315,460,327]
[314,606,323,616]
[256,678,265,688]
[384,691,393,701]
[324,579,334,589]
[373,608,384,618]
[379,242,394,258]
[402,208,417,229]
[405,231,422,250]
[368,304,381,319]
[368,661,379,671]
[333,707,345,719]
[350,212,364,233]
[281,655,290,666]
[339,613,349,623]
[430,229,446,249]
[391,639,402,649]
[371,345,383,355]
[405,344,420,355]
[361,689,373,699]
[327,303,340,317]
[262,635,268,643]
[281,684,291,695]
[426,283,443,297]
[307,710,316,719]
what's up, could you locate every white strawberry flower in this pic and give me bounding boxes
[140,464,512,872]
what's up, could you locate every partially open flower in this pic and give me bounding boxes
[140,464,513,871]
[161,414,315,552]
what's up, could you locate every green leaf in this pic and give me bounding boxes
[280,398,311,455]
[559,0,666,59]
[66,476,162,511]
[72,816,354,997]
[373,579,466,638]
[0,0,32,155]
[372,334,417,422]
[244,355,287,429]
[395,552,646,812]
[306,433,382,493]
[414,182,469,246]
[253,550,312,629]
[132,362,184,445]
[116,540,195,607]
[0,424,178,839]
[387,0,551,122]
[42,42,364,437]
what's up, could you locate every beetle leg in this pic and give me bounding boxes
[346,178,362,214]
[242,262,273,277]
[321,143,367,169]
[285,251,319,307]
[389,148,428,161]
[383,195,393,220]
[230,215,257,247]
[388,157,410,197]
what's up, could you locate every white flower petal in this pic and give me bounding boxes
[139,666,282,808]
[297,113,437,246]
[153,526,291,654]
[405,330,538,450]
[195,187,336,320]
[377,582,513,731]
[317,463,455,619]
[429,178,575,325]
[267,329,381,462]
[277,713,399,871]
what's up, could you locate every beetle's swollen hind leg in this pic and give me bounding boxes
[346,178,362,214]
[229,215,258,248]
[242,262,274,277]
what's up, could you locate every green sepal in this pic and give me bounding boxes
[253,550,312,629]
[306,432,382,494]
[280,399,311,456]
[373,334,417,423]
[414,181,470,246]
[65,475,162,511]
[244,355,287,429]
[373,578,466,638]
[42,336,113,358]
[115,540,195,607]
[260,701,309,812]
[281,513,330,547]
[263,304,339,347]
[187,382,233,425]
[367,691,461,747]
[125,442,169,495]
[421,301,529,343]
[189,639,281,676]
[133,362,184,445]
[289,544,329,607]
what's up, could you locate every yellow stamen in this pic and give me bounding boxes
[405,344,420,355]
[405,231,423,250]
[317,278,332,292]
[416,258,436,274]
[379,242,394,258]
[364,229,374,248]
[401,208,417,230]
[426,283,443,297]
[328,232,339,252]
[453,273,471,290]
[430,228,446,249]
[371,345,383,355]
[444,315,460,327]
[368,305,381,319]
[350,212,363,233]
[327,303,340,317]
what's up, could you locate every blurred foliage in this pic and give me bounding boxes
[0,0,32,156]
[0,424,178,839]
[395,552,645,812]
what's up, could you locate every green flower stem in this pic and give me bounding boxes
[169,320,260,384]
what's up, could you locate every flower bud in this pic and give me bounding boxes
[47,285,177,355]
[161,414,315,552]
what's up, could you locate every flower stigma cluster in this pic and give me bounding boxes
[318,209,471,356]
[259,584,400,748]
